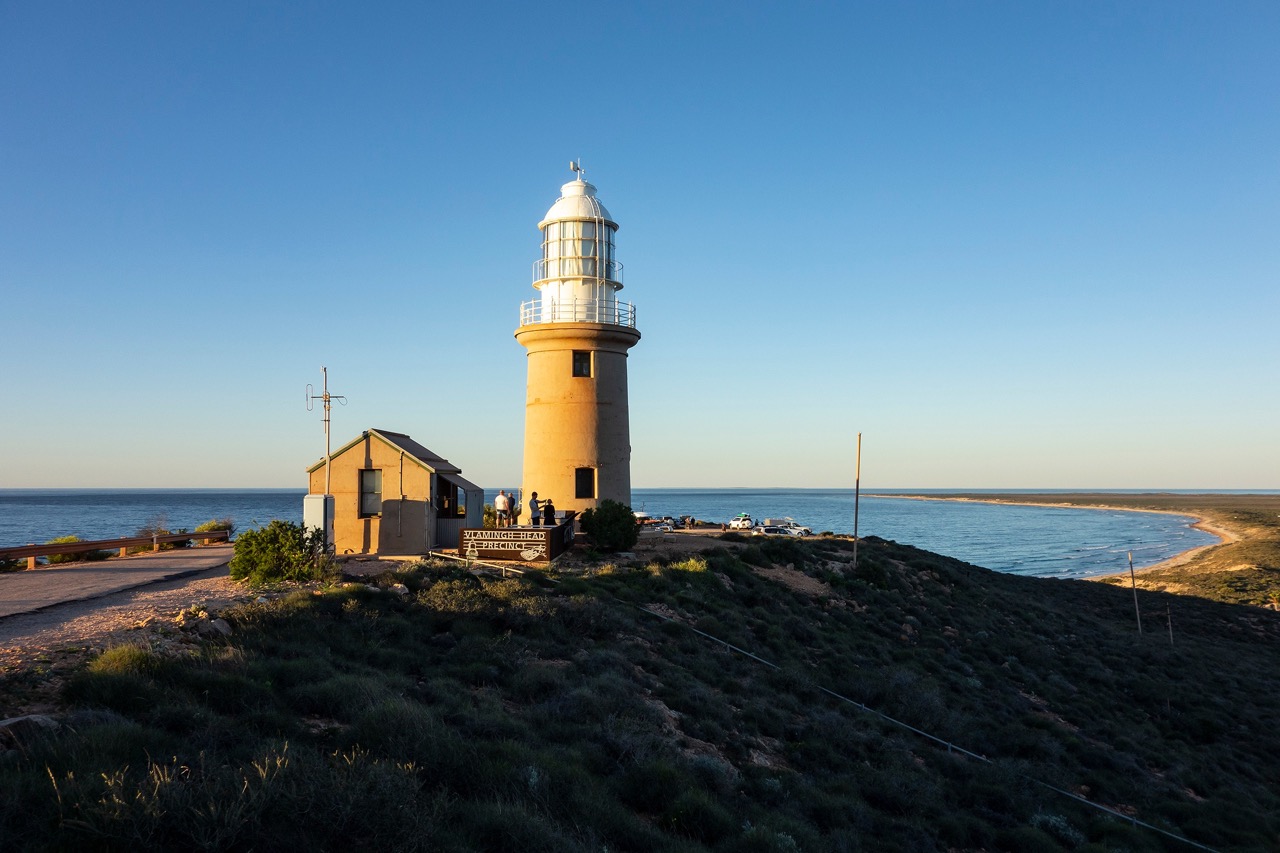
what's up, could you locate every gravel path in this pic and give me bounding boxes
[0,565,254,671]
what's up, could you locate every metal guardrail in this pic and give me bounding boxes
[532,258,622,285]
[0,530,231,570]
[519,298,636,328]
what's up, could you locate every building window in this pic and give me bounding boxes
[359,469,382,517]
[575,467,596,500]
[572,350,592,377]
[436,477,466,518]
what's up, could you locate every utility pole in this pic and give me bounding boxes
[1128,550,1143,635]
[305,367,346,550]
[306,366,346,496]
[852,432,862,571]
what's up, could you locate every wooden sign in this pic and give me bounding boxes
[459,520,574,563]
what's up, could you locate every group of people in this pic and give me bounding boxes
[494,489,557,528]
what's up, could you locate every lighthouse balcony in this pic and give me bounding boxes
[532,258,623,285]
[520,298,636,328]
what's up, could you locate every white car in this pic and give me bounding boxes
[728,514,754,530]
[752,526,796,537]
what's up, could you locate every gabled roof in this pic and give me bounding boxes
[306,428,462,475]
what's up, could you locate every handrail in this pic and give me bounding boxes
[519,298,636,328]
[532,258,623,285]
[0,530,230,569]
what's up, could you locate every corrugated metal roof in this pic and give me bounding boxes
[440,472,484,494]
[305,428,464,475]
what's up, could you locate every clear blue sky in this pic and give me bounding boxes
[2,2,1277,489]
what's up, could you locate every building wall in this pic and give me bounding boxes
[516,321,641,514]
[307,434,434,555]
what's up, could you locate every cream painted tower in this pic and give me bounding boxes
[516,166,640,515]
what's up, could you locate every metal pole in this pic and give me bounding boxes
[307,368,345,552]
[1128,550,1143,635]
[322,366,332,496]
[852,432,862,570]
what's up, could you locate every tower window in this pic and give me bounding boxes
[575,467,596,500]
[572,351,592,377]
[359,469,382,517]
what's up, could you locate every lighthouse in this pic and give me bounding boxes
[516,164,640,515]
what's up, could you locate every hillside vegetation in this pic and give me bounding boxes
[2,533,1278,851]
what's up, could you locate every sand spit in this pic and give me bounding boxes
[868,493,1237,576]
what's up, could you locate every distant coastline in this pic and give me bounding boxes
[868,492,1233,575]
[870,492,1280,607]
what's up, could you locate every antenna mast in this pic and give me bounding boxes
[306,367,347,495]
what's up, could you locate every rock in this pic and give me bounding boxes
[256,596,270,604]
[390,584,409,597]
[0,714,59,746]
[0,714,58,731]
[209,618,232,637]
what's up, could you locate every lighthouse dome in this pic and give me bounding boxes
[538,180,616,229]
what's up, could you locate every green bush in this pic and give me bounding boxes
[229,520,331,586]
[195,517,236,537]
[579,499,639,552]
[483,503,498,528]
[44,535,110,564]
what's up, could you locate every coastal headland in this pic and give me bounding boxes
[876,493,1280,607]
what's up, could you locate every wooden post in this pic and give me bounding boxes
[1128,550,1143,635]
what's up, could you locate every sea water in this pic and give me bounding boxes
[0,487,1224,579]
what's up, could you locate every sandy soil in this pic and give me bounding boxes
[0,566,252,674]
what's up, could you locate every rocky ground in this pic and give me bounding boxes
[0,529,728,710]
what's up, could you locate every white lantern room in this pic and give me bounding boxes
[521,168,635,328]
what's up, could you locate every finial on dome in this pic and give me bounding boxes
[570,159,585,181]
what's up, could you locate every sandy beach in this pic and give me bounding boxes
[872,492,1280,606]
[869,493,1238,575]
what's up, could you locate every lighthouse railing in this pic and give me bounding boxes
[532,258,623,285]
[519,298,636,328]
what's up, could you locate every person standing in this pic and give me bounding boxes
[495,490,509,527]
[528,492,542,527]
[541,497,556,527]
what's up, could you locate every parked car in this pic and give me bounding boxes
[728,514,754,530]
[761,518,812,536]
[752,526,796,537]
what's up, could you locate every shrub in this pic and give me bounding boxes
[44,535,110,564]
[195,517,236,537]
[579,499,639,552]
[483,503,498,528]
[0,557,23,573]
[229,520,332,586]
[135,515,192,551]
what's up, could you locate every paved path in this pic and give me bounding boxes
[0,545,234,619]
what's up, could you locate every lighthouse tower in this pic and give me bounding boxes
[516,165,640,515]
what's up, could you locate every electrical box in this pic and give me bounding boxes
[303,494,334,549]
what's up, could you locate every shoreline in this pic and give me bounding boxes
[866,493,1238,578]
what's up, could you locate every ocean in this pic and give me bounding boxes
[0,488,1227,579]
